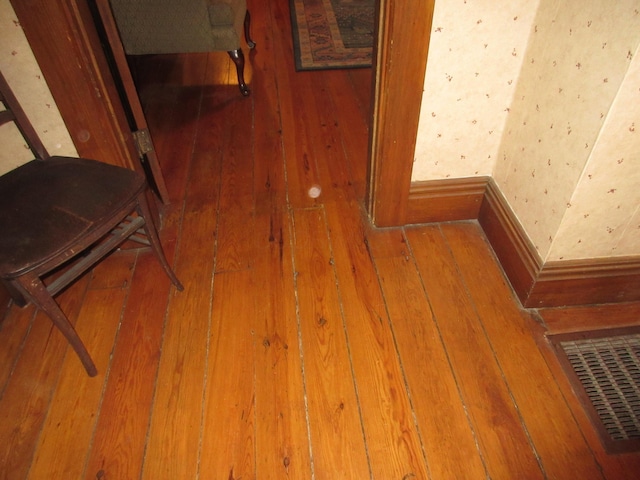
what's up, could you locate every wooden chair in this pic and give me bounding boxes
[0,70,183,377]
[108,0,256,96]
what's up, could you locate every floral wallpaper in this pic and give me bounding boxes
[414,0,640,262]
[0,0,76,175]
[549,45,640,260]
[412,0,540,180]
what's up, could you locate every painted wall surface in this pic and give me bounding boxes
[0,0,76,175]
[414,0,640,262]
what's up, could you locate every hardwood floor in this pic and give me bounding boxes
[1,0,640,478]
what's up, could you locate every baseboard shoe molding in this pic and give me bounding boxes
[406,177,489,224]
[409,177,640,307]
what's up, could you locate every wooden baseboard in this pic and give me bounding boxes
[409,177,640,307]
[477,180,540,303]
[406,177,488,224]
[528,258,640,307]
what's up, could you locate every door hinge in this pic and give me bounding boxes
[132,129,153,156]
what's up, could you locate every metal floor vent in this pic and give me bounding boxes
[549,327,640,454]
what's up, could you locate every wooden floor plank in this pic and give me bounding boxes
[0,275,90,479]
[141,83,219,480]
[251,207,313,478]
[140,224,213,479]
[442,222,638,480]
[269,0,323,209]
[314,69,371,200]
[26,253,134,479]
[406,225,546,479]
[198,73,258,478]
[292,206,371,479]
[212,88,256,273]
[248,8,313,471]
[368,228,488,479]
[199,270,257,479]
[347,68,373,125]
[4,1,640,478]
[250,0,290,215]
[323,200,429,480]
[302,72,356,203]
[83,251,174,480]
[0,302,35,394]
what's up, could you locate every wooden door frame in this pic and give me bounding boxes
[9,0,140,172]
[367,0,436,227]
[12,0,435,227]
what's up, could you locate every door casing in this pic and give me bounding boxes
[11,0,436,225]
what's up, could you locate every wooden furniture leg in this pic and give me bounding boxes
[13,273,98,376]
[228,49,249,96]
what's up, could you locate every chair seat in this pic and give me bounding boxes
[0,157,145,277]
[0,69,183,376]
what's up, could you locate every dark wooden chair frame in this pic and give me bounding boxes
[0,70,183,376]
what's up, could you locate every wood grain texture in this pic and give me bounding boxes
[252,207,312,478]
[27,285,128,479]
[407,177,489,225]
[406,225,546,479]
[2,0,640,478]
[0,276,89,479]
[140,77,219,480]
[324,199,428,480]
[539,302,640,335]
[250,5,312,473]
[293,207,370,479]
[0,301,34,392]
[528,258,640,307]
[367,0,435,226]
[83,251,173,480]
[368,228,488,479]
[200,270,257,479]
[439,222,605,479]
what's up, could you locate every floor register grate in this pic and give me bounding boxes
[549,327,640,454]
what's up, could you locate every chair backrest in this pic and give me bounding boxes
[0,70,49,161]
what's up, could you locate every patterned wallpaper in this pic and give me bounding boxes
[0,0,76,175]
[549,45,640,260]
[413,0,539,180]
[414,0,640,262]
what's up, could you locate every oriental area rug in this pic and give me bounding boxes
[289,0,375,70]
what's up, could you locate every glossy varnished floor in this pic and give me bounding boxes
[2,0,640,478]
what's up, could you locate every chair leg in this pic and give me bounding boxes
[244,10,256,49]
[14,274,98,377]
[1,278,28,307]
[136,192,184,291]
[228,49,250,96]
